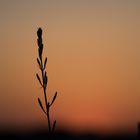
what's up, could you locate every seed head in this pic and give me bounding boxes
[37,28,42,39]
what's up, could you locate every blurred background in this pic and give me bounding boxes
[0,0,140,135]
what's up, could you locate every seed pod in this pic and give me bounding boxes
[38,45,43,59]
[37,38,42,47]
[37,28,42,39]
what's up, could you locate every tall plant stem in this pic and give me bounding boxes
[41,59,51,133]
[36,28,58,135]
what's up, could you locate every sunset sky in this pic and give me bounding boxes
[0,0,140,134]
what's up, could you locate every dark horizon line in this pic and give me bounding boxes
[0,130,138,140]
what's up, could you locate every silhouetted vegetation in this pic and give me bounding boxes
[0,128,138,140]
[36,28,57,134]
[138,122,140,139]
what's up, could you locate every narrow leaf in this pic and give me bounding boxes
[44,57,47,69]
[45,71,47,83]
[50,92,57,106]
[36,73,42,86]
[52,120,56,132]
[38,98,44,111]
[37,58,41,66]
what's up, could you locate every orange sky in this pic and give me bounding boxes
[0,0,140,134]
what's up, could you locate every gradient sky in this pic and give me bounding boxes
[0,0,140,134]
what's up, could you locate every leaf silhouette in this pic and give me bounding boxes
[37,58,41,67]
[36,73,42,86]
[44,57,47,69]
[50,92,57,106]
[52,120,56,132]
[45,71,47,80]
[38,98,45,112]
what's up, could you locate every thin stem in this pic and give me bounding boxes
[37,28,57,135]
[45,90,51,133]
[41,59,51,133]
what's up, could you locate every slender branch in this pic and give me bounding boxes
[36,28,57,134]
[40,59,51,133]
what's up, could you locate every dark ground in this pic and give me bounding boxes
[0,129,138,140]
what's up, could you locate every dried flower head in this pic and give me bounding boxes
[37,28,42,39]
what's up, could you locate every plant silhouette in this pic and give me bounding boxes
[36,28,57,134]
